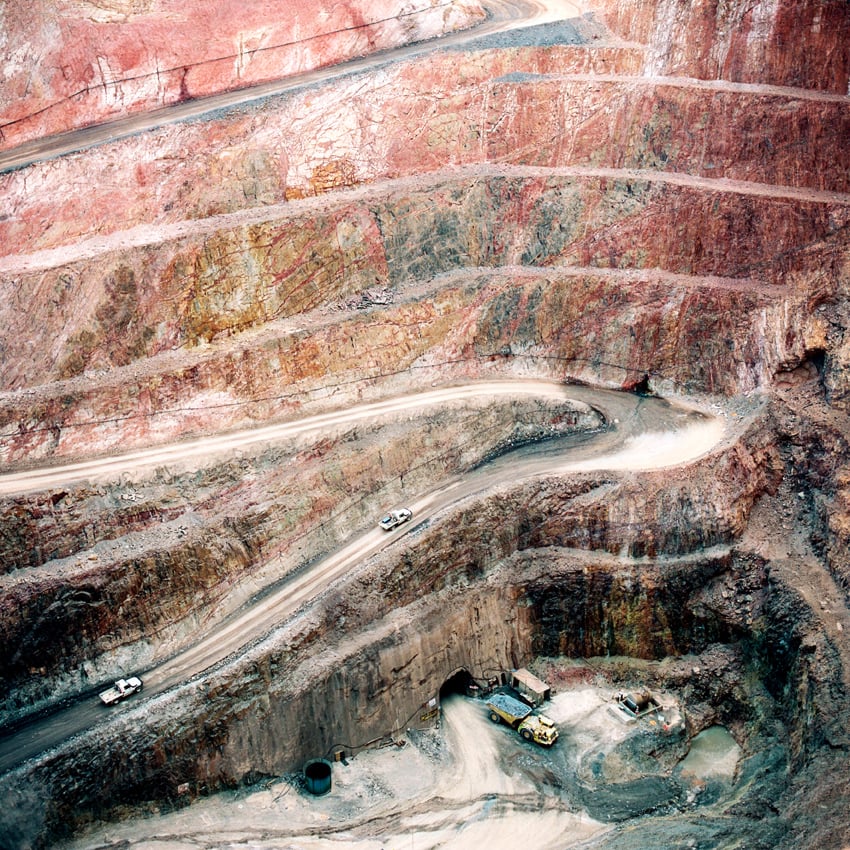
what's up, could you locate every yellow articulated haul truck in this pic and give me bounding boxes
[486,693,559,746]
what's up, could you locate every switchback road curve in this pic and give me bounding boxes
[0,380,726,774]
[0,380,714,496]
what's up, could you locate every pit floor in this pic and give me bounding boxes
[65,686,740,849]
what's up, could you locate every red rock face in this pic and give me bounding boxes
[0,0,485,149]
[1,4,850,847]
[0,3,845,485]
[1,43,847,259]
[597,0,850,94]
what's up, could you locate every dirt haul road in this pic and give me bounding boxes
[0,380,719,495]
[0,380,727,773]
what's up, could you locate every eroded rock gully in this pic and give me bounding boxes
[1,0,849,847]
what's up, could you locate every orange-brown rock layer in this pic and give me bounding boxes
[1,171,839,403]
[0,260,797,463]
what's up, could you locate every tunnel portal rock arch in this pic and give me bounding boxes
[440,667,477,700]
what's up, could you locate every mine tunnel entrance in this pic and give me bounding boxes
[805,347,827,385]
[625,373,655,396]
[440,668,476,699]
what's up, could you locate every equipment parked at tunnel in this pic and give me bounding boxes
[99,676,143,705]
[510,667,551,707]
[486,693,559,746]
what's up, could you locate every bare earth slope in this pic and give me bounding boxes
[0,0,486,149]
[0,0,849,848]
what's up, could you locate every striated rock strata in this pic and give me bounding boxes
[0,392,601,722]
[0,0,849,847]
[2,408,848,849]
[0,0,486,148]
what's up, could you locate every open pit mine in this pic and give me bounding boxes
[0,0,849,848]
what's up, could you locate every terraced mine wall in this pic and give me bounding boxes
[1,0,849,848]
[3,45,848,256]
[2,38,847,453]
[2,410,847,849]
[0,171,832,457]
[0,0,486,148]
[0,392,601,722]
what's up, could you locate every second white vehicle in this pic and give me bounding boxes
[99,676,143,705]
[379,507,412,531]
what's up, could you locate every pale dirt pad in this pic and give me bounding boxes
[65,691,616,850]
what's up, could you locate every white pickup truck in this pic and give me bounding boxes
[379,507,412,531]
[99,676,143,705]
